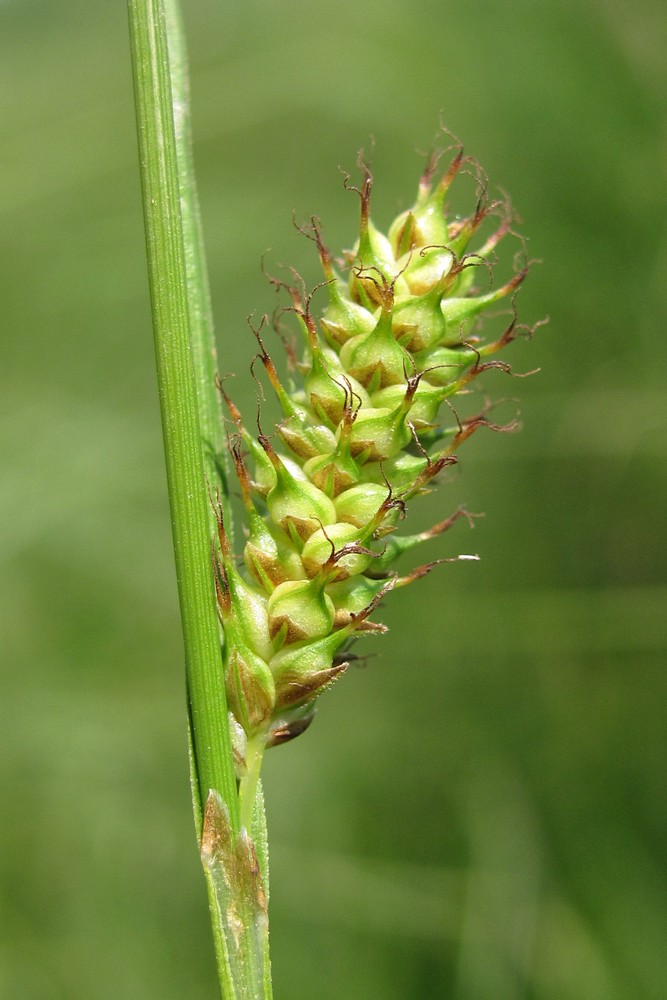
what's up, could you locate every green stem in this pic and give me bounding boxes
[128,3,272,996]
[127,0,238,829]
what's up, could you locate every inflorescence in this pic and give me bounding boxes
[213,141,536,768]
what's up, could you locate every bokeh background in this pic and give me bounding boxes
[2,0,666,997]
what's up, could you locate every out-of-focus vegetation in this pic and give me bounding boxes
[1,0,666,997]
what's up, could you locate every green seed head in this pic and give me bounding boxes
[215,136,535,744]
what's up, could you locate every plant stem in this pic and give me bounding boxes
[127,0,238,827]
[128,3,272,996]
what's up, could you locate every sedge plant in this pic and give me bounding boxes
[128,1,536,995]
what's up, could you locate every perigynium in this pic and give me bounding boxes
[215,141,537,828]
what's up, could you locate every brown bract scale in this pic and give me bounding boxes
[215,139,536,747]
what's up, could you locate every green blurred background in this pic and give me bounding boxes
[2,0,666,997]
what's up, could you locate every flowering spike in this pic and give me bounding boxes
[212,139,536,745]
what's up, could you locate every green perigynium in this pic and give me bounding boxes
[216,142,533,779]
